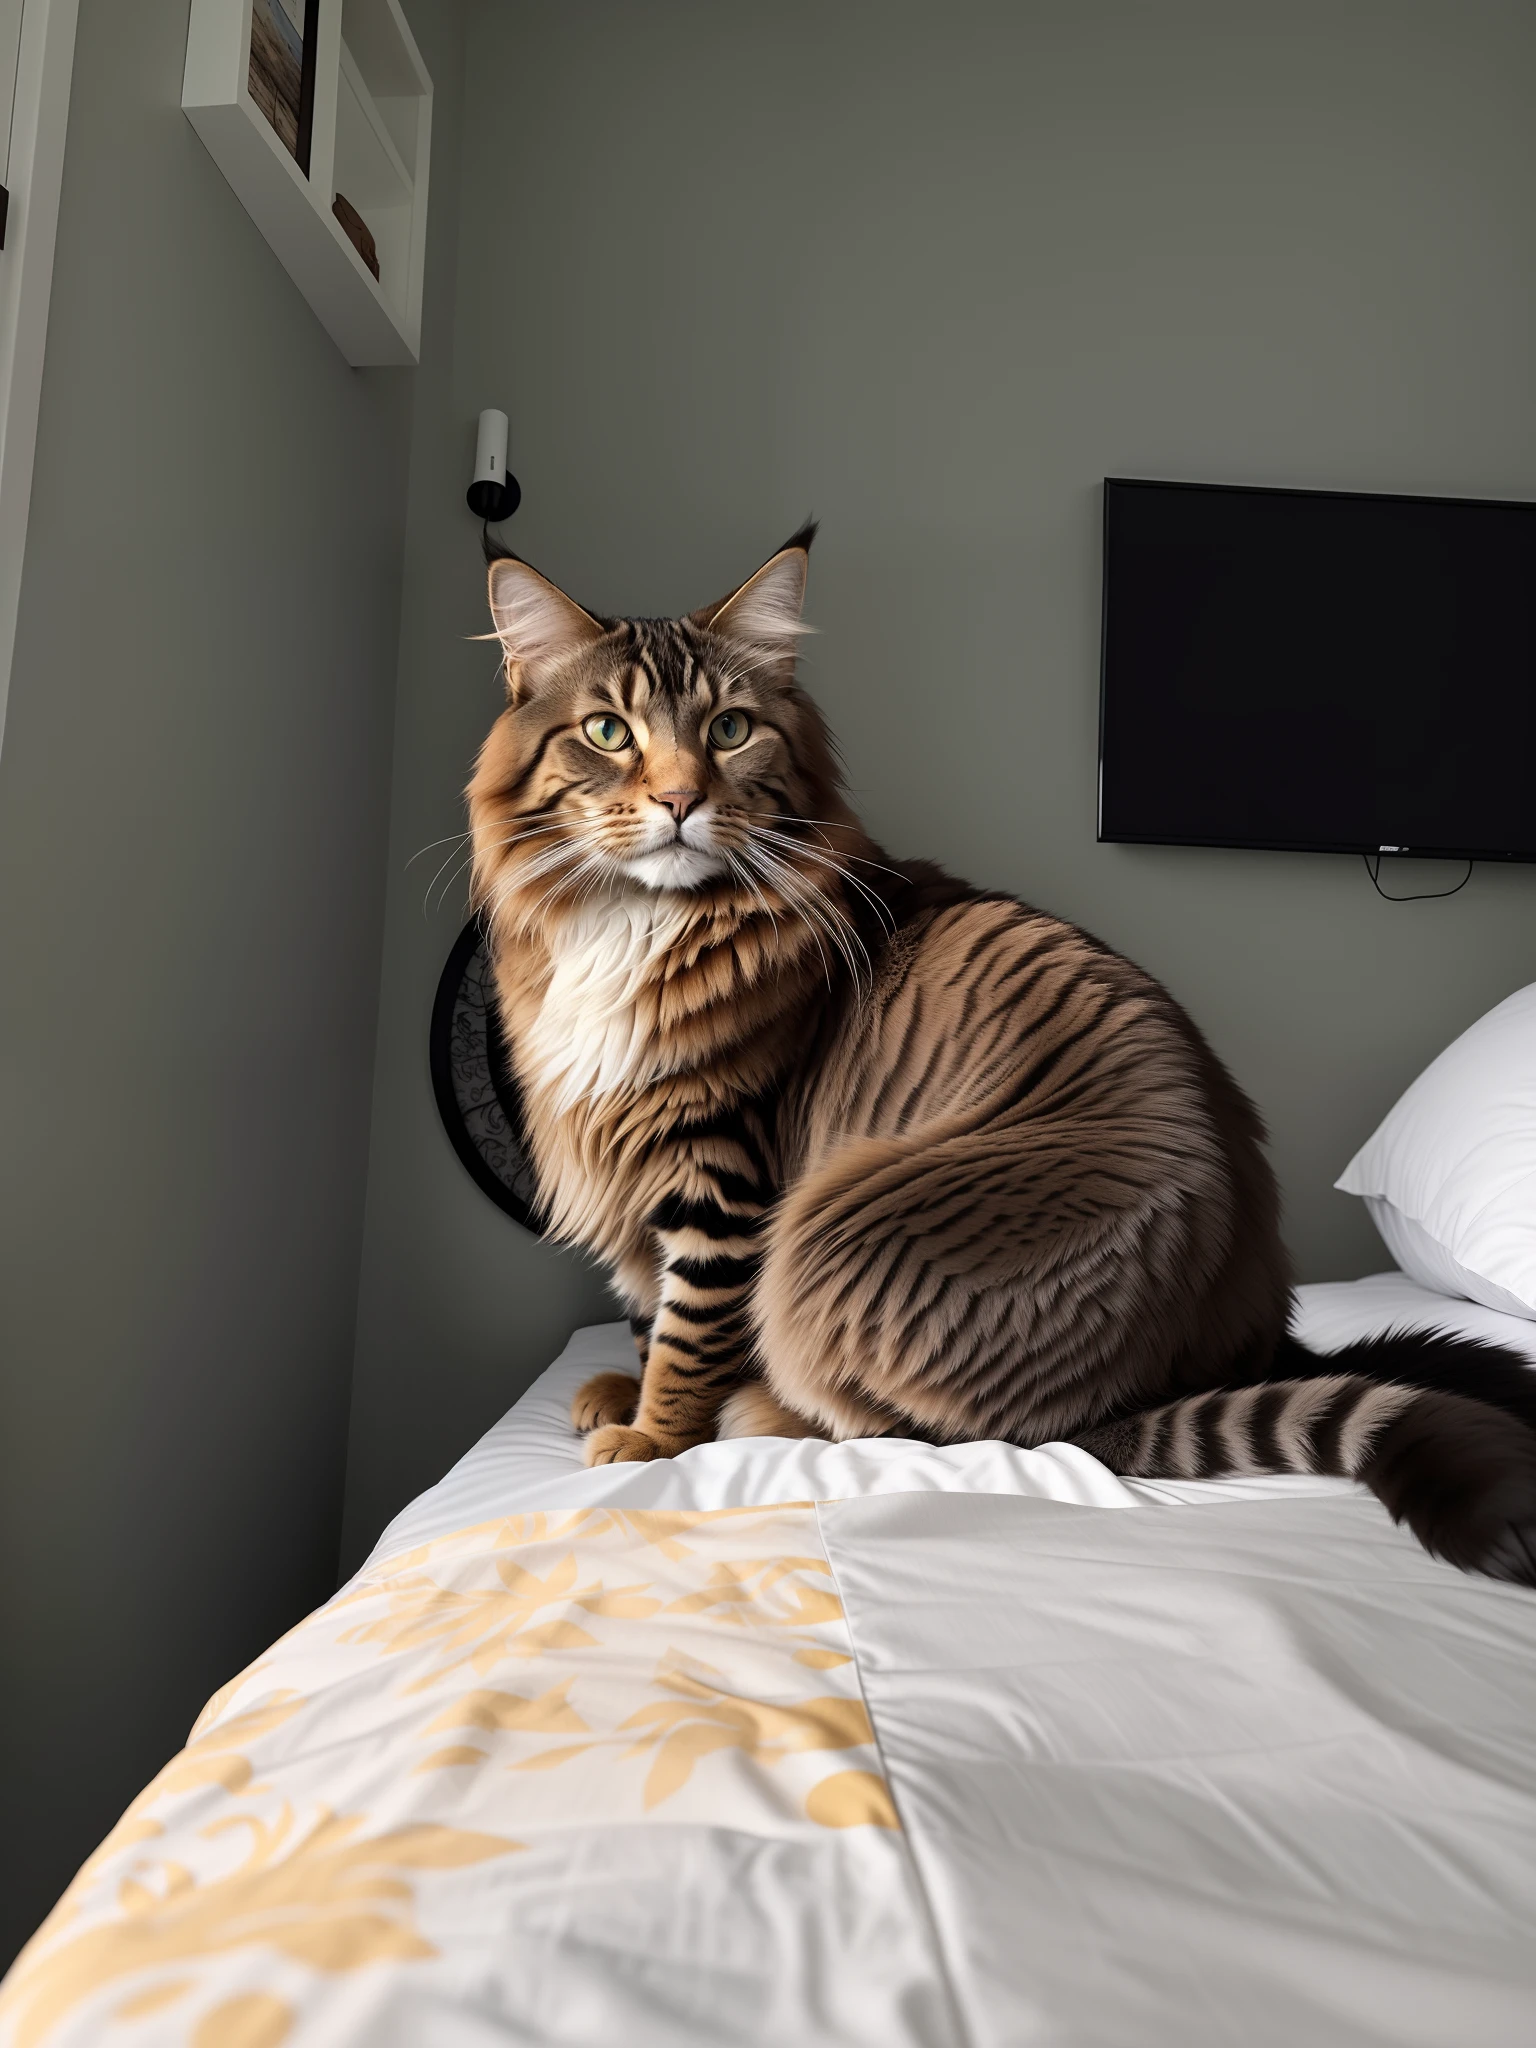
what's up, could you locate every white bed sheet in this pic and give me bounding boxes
[825,1486,1536,2046]
[368,1273,1536,1568]
[15,1274,1536,2047]
[21,1483,1536,2047]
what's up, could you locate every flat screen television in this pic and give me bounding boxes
[1098,478,1536,864]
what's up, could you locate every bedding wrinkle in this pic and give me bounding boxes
[812,1500,978,2048]
[364,1319,1375,1570]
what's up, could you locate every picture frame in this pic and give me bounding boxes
[247,0,320,174]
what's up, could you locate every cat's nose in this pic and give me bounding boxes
[654,788,703,824]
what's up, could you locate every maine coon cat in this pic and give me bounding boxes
[467,525,1536,1586]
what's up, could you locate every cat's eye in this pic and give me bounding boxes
[582,713,632,752]
[708,710,751,751]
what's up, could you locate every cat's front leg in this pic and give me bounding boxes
[568,1312,653,1432]
[584,1193,762,1466]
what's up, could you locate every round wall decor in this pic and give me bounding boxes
[429,917,542,1231]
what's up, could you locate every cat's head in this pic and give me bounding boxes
[468,525,860,926]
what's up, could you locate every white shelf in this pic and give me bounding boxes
[337,40,412,204]
[182,0,431,367]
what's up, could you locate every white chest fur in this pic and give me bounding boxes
[526,896,690,1113]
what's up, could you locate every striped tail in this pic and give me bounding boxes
[1074,1329,1536,1587]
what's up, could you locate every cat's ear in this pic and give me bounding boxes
[486,556,605,699]
[691,521,817,666]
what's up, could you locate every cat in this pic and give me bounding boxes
[467,524,1536,1586]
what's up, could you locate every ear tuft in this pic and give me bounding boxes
[487,557,605,695]
[693,526,816,664]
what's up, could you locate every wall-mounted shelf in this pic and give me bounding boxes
[182,0,431,366]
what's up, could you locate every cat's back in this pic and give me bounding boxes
[822,860,1236,1165]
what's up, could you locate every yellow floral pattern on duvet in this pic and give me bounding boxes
[0,1505,898,2046]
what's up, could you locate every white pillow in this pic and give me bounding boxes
[1336,981,1536,1320]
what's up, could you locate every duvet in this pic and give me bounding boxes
[6,1282,1536,2047]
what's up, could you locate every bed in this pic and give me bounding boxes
[5,1275,1536,2048]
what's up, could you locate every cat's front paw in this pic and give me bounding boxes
[583,1424,664,1467]
[571,1371,640,1433]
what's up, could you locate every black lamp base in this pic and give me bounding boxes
[466,474,522,523]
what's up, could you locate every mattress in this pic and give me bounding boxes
[5,1274,1536,2048]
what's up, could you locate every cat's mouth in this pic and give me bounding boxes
[621,842,728,891]
[616,807,729,891]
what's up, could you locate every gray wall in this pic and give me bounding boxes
[0,0,464,1964]
[342,0,1536,1568]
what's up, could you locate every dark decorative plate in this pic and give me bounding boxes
[429,917,542,1232]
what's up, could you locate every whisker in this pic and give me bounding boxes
[476,821,570,852]
[425,839,481,916]
[742,826,880,957]
[745,824,897,932]
[482,835,588,917]
[405,829,470,869]
[739,812,911,881]
[500,832,613,927]
[526,847,611,924]
[725,850,783,951]
[439,820,567,909]
[427,851,475,918]
[575,858,613,913]
[518,836,601,883]
[741,840,870,990]
[434,821,569,918]
[742,848,833,986]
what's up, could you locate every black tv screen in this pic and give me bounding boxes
[1098,478,1536,864]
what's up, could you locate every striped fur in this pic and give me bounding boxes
[468,528,1536,1584]
[1077,1378,1416,1480]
